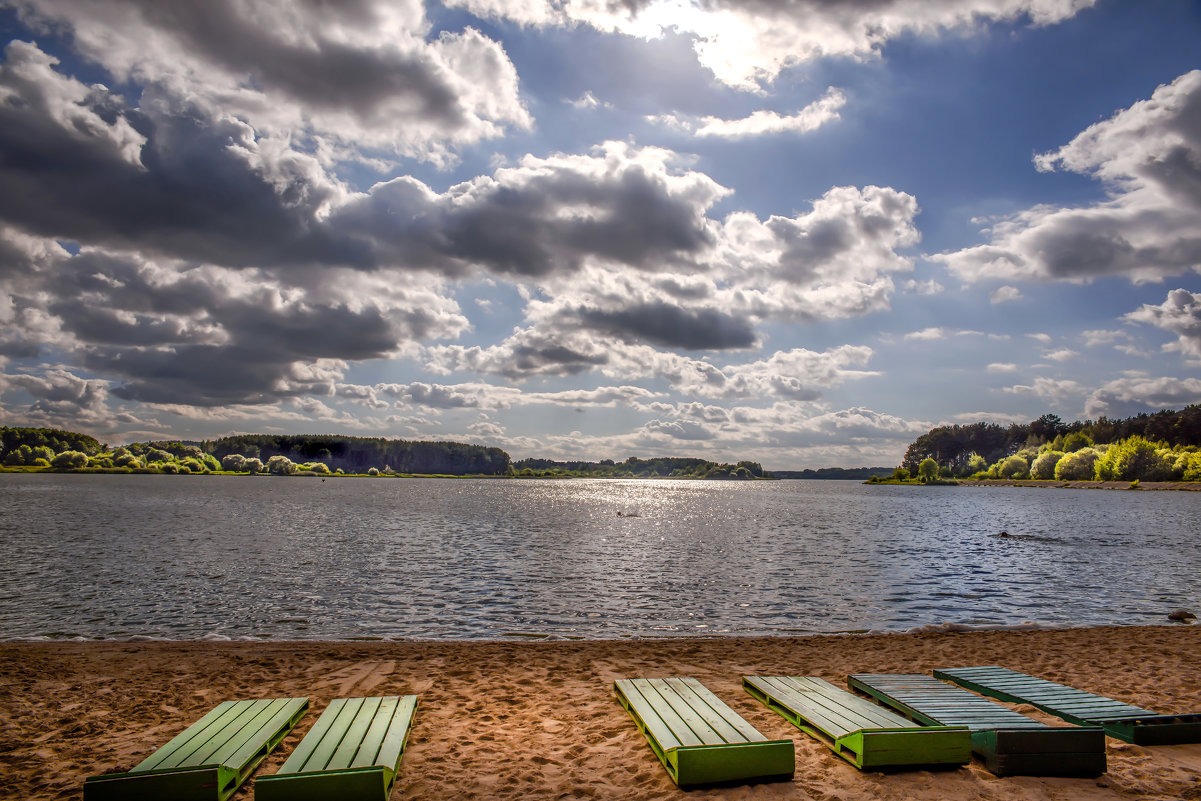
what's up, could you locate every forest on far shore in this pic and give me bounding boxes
[899,405,1201,483]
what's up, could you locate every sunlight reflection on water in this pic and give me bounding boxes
[1,474,1198,640]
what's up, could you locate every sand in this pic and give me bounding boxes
[3,625,1200,800]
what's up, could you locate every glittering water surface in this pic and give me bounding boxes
[1,474,1198,640]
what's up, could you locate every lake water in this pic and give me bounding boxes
[1,474,1198,640]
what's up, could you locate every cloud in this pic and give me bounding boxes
[903,278,945,295]
[642,418,716,441]
[937,70,1201,284]
[446,0,1091,90]
[652,87,845,138]
[9,0,530,166]
[1042,347,1078,362]
[987,362,1018,372]
[1084,375,1201,417]
[1126,288,1201,359]
[905,327,946,340]
[566,90,612,110]
[333,141,728,278]
[429,326,876,399]
[0,367,111,424]
[576,302,756,349]
[1081,329,1128,347]
[1004,376,1083,400]
[0,241,472,406]
[989,285,1023,304]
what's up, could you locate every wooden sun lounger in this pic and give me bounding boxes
[936,666,1201,745]
[255,695,418,801]
[847,673,1106,776]
[614,677,794,787]
[743,676,971,770]
[84,697,309,801]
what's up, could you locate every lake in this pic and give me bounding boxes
[1,473,1198,640]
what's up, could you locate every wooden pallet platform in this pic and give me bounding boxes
[848,673,1105,776]
[255,695,418,801]
[743,676,970,771]
[614,677,794,787]
[84,697,309,801]
[935,666,1201,745]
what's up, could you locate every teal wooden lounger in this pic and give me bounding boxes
[84,697,308,801]
[743,676,971,770]
[848,673,1105,776]
[256,695,418,801]
[936,666,1201,745]
[614,677,794,787]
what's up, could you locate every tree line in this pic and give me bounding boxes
[0,429,511,476]
[900,405,1201,483]
[511,456,766,479]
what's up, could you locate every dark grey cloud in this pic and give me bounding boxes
[128,0,464,125]
[0,45,340,267]
[577,302,755,350]
[334,149,722,278]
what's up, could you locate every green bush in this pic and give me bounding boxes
[1094,436,1173,481]
[267,455,298,475]
[1174,451,1201,481]
[1054,448,1100,480]
[918,458,938,482]
[222,453,249,472]
[1062,432,1093,453]
[997,455,1028,479]
[51,450,89,469]
[1030,451,1065,480]
[113,452,143,468]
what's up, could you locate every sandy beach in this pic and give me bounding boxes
[3,625,1200,800]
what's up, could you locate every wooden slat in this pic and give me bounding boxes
[776,676,913,732]
[330,697,382,769]
[674,677,766,743]
[652,679,726,746]
[369,695,418,771]
[615,679,687,751]
[278,698,348,774]
[627,678,704,747]
[300,697,364,772]
[350,695,400,769]
[134,700,244,771]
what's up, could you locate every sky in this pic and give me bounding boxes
[0,0,1199,469]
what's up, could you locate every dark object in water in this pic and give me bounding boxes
[1168,609,1196,622]
[998,531,1010,538]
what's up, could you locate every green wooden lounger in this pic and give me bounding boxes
[936,666,1201,745]
[614,677,794,787]
[255,695,418,801]
[847,673,1105,776]
[743,676,971,770]
[84,697,308,801]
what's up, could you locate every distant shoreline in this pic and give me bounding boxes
[957,479,1201,491]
